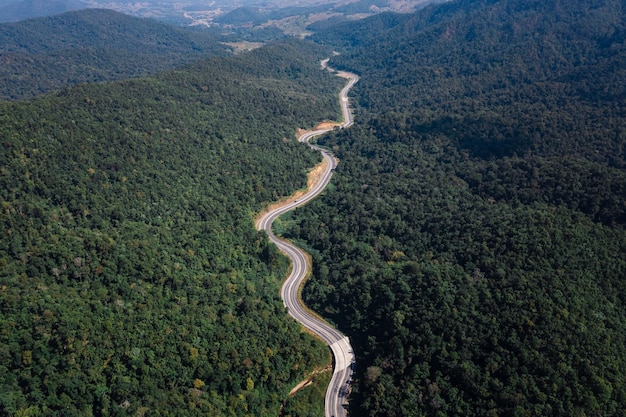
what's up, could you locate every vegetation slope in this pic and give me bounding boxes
[280,0,626,415]
[0,39,345,416]
[0,8,229,101]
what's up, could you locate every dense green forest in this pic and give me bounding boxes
[0,9,229,101]
[281,0,626,415]
[0,39,345,416]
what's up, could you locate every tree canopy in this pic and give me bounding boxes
[0,8,230,101]
[283,0,626,415]
[0,39,344,416]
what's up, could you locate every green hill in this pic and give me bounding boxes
[0,39,344,416]
[0,8,229,100]
[283,0,626,415]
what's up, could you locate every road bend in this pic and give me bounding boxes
[256,62,358,417]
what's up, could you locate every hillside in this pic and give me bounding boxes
[0,8,229,100]
[212,0,442,37]
[0,39,345,416]
[78,0,443,29]
[282,0,626,415]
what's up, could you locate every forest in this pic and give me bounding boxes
[279,0,626,415]
[3,0,626,416]
[0,8,229,101]
[0,39,345,416]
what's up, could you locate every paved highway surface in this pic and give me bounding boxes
[256,62,358,417]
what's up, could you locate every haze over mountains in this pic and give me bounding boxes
[0,0,87,22]
[0,0,440,26]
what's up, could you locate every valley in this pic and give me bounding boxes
[1,0,626,416]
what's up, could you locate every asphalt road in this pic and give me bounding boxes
[256,63,358,417]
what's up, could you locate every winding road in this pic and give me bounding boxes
[256,62,358,417]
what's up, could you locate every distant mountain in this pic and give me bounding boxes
[214,6,267,25]
[78,0,442,33]
[0,0,87,22]
[0,8,229,100]
[214,0,440,28]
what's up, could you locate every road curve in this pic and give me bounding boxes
[256,61,358,417]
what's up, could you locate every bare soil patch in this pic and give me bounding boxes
[223,41,265,53]
[288,365,332,396]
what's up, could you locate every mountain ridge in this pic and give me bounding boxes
[0,8,229,100]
